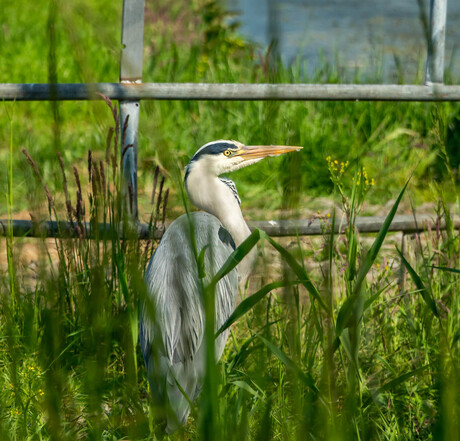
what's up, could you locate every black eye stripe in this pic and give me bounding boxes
[190,142,236,162]
[184,141,238,184]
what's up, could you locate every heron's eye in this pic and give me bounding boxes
[223,150,232,157]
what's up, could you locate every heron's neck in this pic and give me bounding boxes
[186,173,251,246]
[185,163,257,287]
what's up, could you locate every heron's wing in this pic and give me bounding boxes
[140,212,238,430]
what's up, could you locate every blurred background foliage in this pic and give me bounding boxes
[0,0,459,220]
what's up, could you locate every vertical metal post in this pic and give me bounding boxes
[120,0,145,220]
[425,0,447,84]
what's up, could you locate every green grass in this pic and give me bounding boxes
[1,0,460,439]
[1,102,459,439]
[2,133,458,439]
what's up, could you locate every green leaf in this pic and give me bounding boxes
[453,328,460,347]
[335,294,359,336]
[230,380,260,398]
[339,329,360,374]
[335,283,388,337]
[216,280,298,337]
[363,284,391,310]
[197,244,209,279]
[431,265,460,274]
[347,228,358,281]
[114,254,130,304]
[127,306,138,372]
[257,334,319,393]
[208,229,260,289]
[397,248,439,318]
[353,177,410,295]
[263,232,328,313]
[363,364,430,408]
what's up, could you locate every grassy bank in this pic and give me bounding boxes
[1,123,458,439]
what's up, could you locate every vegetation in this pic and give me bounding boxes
[0,0,459,440]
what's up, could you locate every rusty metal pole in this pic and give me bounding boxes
[426,0,447,84]
[119,0,145,220]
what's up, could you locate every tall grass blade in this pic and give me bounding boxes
[336,284,391,336]
[353,177,410,295]
[216,280,300,337]
[255,399,272,441]
[363,364,430,408]
[263,233,327,312]
[453,328,460,347]
[363,283,392,309]
[257,334,319,393]
[208,229,260,289]
[336,294,361,336]
[397,248,439,318]
[431,265,460,274]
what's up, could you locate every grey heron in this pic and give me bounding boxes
[140,140,302,433]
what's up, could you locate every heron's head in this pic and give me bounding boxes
[185,140,302,178]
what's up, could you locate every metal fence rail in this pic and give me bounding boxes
[2,83,460,102]
[2,215,459,240]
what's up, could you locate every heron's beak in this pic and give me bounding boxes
[235,145,303,160]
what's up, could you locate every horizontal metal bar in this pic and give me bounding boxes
[1,215,458,239]
[0,219,164,240]
[2,83,460,102]
[250,214,460,236]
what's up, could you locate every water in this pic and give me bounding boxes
[226,0,460,83]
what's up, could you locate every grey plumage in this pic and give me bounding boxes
[140,212,236,432]
[139,140,301,433]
